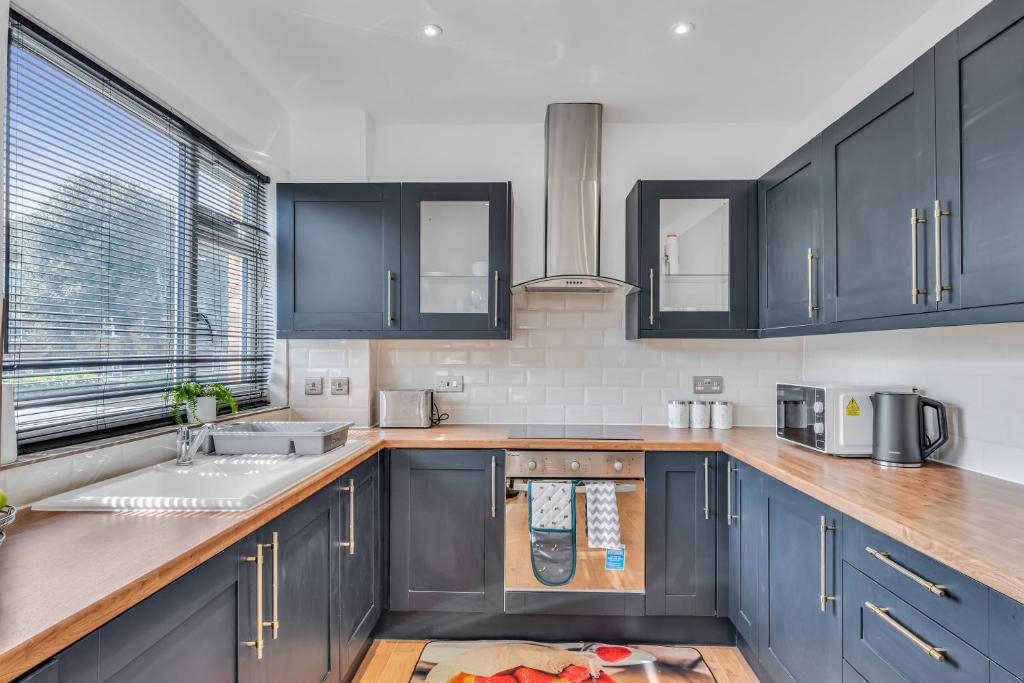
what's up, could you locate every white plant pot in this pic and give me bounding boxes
[189,396,218,425]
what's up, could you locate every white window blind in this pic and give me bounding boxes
[4,14,273,449]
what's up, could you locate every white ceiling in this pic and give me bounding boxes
[176,0,941,124]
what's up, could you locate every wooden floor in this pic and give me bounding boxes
[354,640,760,682]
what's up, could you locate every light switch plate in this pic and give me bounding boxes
[693,375,724,394]
[434,375,464,393]
[305,377,323,396]
[330,377,349,395]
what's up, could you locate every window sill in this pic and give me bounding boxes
[0,404,291,471]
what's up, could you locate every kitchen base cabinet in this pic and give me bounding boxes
[259,486,339,683]
[758,479,842,683]
[727,458,762,649]
[339,455,384,681]
[645,452,718,616]
[994,664,1024,683]
[843,564,989,683]
[389,449,505,613]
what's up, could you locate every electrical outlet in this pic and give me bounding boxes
[434,375,464,393]
[693,375,724,394]
[330,377,349,395]
[304,377,323,396]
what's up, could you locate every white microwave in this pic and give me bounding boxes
[776,382,914,456]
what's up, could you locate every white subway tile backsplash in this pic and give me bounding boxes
[585,387,623,406]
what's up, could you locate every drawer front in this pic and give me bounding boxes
[991,590,1024,680]
[843,660,869,683]
[843,564,989,683]
[844,517,989,652]
[994,662,1024,683]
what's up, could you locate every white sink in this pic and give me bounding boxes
[31,439,366,512]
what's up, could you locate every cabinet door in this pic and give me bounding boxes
[760,137,827,330]
[91,538,258,683]
[645,452,717,616]
[260,487,338,683]
[638,181,756,336]
[758,479,842,683]
[277,183,401,334]
[936,1,1024,310]
[824,52,937,322]
[339,455,383,681]
[400,183,511,336]
[389,449,504,613]
[728,458,762,649]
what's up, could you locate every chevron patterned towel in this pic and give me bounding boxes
[585,480,621,550]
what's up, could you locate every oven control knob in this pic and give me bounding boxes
[814,422,825,435]
[569,460,581,472]
[527,460,538,471]
[813,401,825,414]
[613,460,624,472]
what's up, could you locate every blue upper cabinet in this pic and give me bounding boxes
[278,183,402,336]
[935,0,1024,312]
[278,182,511,339]
[626,180,758,339]
[400,183,511,338]
[759,137,830,332]
[823,50,938,323]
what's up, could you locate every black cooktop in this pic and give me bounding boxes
[505,424,642,440]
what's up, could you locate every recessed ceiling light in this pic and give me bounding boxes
[672,21,695,36]
[422,24,443,38]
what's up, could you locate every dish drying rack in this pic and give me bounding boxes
[0,505,16,547]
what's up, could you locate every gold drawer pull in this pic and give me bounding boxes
[865,601,947,662]
[242,543,266,659]
[866,546,946,597]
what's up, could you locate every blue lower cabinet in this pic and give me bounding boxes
[843,661,869,683]
[991,590,1024,681]
[843,563,988,683]
[994,663,1024,683]
[727,458,762,648]
[757,478,842,683]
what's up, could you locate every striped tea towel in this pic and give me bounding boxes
[585,480,621,549]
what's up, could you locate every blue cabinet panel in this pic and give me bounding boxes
[758,478,842,683]
[991,590,1024,681]
[645,452,718,616]
[727,457,762,647]
[994,662,1024,683]
[843,564,988,683]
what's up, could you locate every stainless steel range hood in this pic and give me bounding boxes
[512,103,638,294]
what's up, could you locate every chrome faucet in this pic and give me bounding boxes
[176,423,216,467]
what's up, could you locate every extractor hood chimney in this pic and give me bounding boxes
[512,103,638,294]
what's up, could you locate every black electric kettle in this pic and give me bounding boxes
[870,392,948,467]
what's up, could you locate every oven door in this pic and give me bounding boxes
[503,478,645,593]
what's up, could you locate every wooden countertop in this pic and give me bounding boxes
[2,425,1024,680]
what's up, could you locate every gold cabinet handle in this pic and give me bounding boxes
[266,533,279,639]
[934,200,952,302]
[910,208,927,304]
[807,249,819,319]
[385,270,394,327]
[242,543,266,659]
[865,601,947,661]
[340,478,356,555]
[648,268,655,326]
[493,270,500,328]
[866,546,946,597]
[820,516,837,611]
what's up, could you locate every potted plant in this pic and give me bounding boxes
[162,381,239,425]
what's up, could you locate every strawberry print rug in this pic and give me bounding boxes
[409,640,717,682]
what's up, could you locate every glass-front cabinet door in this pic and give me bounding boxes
[629,180,755,337]
[400,183,511,336]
